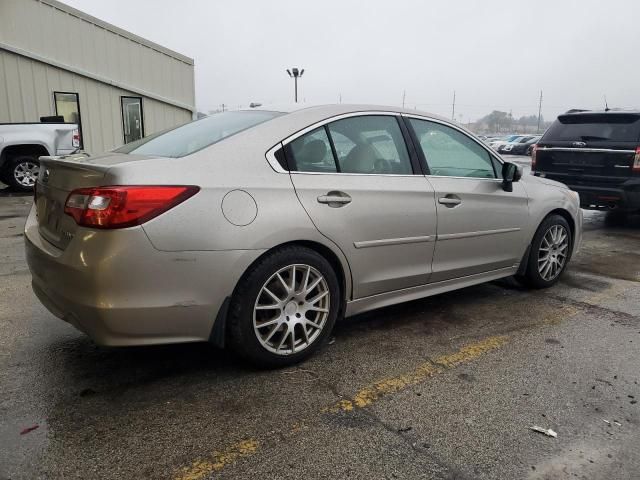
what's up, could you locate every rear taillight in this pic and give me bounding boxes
[633,146,640,173]
[531,144,538,170]
[64,186,199,229]
[72,128,81,149]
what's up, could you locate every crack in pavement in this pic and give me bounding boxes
[173,335,509,480]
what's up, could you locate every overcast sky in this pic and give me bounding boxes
[62,0,640,122]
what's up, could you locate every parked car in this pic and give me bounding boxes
[533,110,640,211]
[489,135,524,150]
[500,136,541,155]
[0,122,80,191]
[25,105,582,367]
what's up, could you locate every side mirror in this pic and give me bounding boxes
[502,162,522,192]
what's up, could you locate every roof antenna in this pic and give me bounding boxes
[604,95,610,112]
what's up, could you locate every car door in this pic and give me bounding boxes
[285,113,438,299]
[405,116,530,283]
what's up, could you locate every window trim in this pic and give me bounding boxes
[402,113,503,180]
[267,111,419,176]
[53,91,83,149]
[120,96,145,144]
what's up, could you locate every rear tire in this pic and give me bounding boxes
[2,155,40,191]
[519,215,572,289]
[228,246,340,368]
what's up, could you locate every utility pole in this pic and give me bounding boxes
[286,68,304,103]
[402,90,406,108]
[451,91,456,121]
[537,90,543,133]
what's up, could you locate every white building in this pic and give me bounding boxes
[0,0,196,153]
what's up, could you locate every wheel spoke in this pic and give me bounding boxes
[276,273,290,293]
[305,319,322,330]
[256,317,281,329]
[264,286,283,304]
[306,277,323,294]
[256,303,280,310]
[276,328,290,351]
[307,306,329,313]
[301,325,310,344]
[290,265,296,292]
[264,324,281,343]
[302,266,311,293]
[308,290,328,305]
[541,261,552,279]
[539,258,549,273]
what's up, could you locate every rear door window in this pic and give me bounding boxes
[543,114,640,142]
[286,127,338,173]
[327,116,413,174]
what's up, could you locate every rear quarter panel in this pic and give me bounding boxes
[104,127,354,295]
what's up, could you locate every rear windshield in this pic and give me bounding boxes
[544,114,640,142]
[114,110,283,158]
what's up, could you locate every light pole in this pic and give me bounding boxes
[286,67,304,103]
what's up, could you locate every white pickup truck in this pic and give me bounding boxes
[0,123,80,191]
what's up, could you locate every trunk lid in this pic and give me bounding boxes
[535,112,640,186]
[35,153,154,250]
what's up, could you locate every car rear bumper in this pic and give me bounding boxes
[534,174,640,210]
[570,184,640,211]
[24,205,264,346]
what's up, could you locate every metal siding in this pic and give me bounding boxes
[0,0,194,109]
[4,53,23,121]
[0,49,192,154]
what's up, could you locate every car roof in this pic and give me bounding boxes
[239,103,454,124]
[563,109,640,116]
[231,104,469,147]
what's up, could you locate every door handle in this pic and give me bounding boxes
[438,196,462,207]
[317,192,352,206]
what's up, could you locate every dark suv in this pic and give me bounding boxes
[532,110,640,211]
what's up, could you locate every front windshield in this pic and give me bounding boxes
[114,110,283,158]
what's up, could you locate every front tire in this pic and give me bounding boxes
[228,246,340,368]
[3,155,40,191]
[520,215,572,289]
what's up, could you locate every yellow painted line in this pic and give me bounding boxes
[174,336,509,478]
[175,439,259,480]
[325,335,508,412]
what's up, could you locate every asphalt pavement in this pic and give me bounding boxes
[1,159,639,480]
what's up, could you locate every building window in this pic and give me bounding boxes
[54,92,83,148]
[121,96,145,144]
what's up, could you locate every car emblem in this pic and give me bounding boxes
[42,168,50,183]
[572,141,587,148]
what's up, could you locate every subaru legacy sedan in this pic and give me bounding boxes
[25,105,582,367]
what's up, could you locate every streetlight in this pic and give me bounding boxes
[286,67,304,103]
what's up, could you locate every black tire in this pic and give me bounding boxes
[228,246,341,368]
[2,155,40,191]
[519,214,572,289]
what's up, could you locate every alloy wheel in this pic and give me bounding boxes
[538,224,569,281]
[253,264,330,355]
[13,161,40,187]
